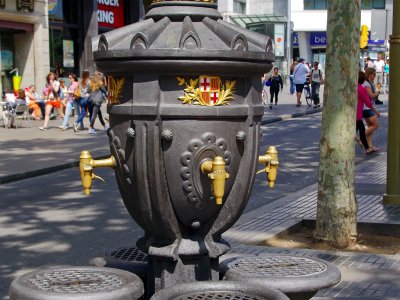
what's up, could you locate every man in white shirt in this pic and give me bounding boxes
[374,54,385,88]
[293,58,310,106]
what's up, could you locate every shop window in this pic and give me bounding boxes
[49,27,79,77]
[304,0,327,10]
[233,0,246,14]
[361,0,385,9]
[0,31,15,93]
[49,0,80,77]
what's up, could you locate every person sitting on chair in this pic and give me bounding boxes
[26,85,45,120]
[2,89,26,128]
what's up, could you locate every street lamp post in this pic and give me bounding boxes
[383,0,400,205]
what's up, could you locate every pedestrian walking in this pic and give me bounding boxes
[88,71,108,134]
[72,70,91,132]
[310,61,324,108]
[39,72,64,130]
[293,58,310,107]
[58,73,79,130]
[362,68,381,149]
[383,57,389,94]
[356,71,379,154]
[374,54,385,90]
[268,67,283,109]
[289,60,298,95]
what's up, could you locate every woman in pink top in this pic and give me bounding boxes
[58,73,79,130]
[357,71,380,154]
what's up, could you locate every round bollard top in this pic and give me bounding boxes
[150,280,289,300]
[9,266,144,300]
[220,255,341,294]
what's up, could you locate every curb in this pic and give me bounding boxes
[1,109,322,185]
[0,154,110,185]
[261,107,322,125]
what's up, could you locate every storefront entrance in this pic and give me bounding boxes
[0,30,15,95]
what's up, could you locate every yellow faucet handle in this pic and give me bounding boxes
[201,156,229,205]
[79,151,116,195]
[257,146,279,188]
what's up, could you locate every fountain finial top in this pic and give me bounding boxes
[146,0,219,21]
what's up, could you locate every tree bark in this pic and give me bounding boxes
[314,0,360,248]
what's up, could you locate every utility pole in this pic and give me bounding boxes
[286,0,291,77]
[383,0,400,205]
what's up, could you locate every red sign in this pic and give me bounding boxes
[97,0,124,29]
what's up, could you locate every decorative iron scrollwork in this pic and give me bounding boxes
[108,129,132,186]
[180,132,231,208]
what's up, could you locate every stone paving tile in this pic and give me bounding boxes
[224,153,400,299]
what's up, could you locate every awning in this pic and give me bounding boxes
[0,20,33,32]
[230,14,287,28]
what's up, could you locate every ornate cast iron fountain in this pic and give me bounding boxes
[79,0,278,295]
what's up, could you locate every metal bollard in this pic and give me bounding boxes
[9,266,144,300]
[220,255,341,300]
[150,280,290,300]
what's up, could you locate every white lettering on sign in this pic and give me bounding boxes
[98,10,114,24]
[314,36,326,44]
[97,0,119,7]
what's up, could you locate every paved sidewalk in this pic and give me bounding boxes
[0,89,321,184]
[223,152,400,300]
[2,88,399,299]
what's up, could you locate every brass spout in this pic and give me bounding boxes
[79,151,116,195]
[257,146,279,187]
[201,156,230,205]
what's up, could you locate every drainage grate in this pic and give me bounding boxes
[175,292,267,300]
[227,256,327,277]
[108,246,148,263]
[25,269,123,293]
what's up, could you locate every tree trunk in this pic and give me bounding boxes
[314,0,360,248]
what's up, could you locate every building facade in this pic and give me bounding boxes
[219,0,391,73]
[292,0,391,69]
[0,0,141,96]
[0,0,49,95]
[218,0,290,73]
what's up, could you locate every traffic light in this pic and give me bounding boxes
[360,25,369,49]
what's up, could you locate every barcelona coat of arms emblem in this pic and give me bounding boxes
[176,75,236,107]
[199,76,220,106]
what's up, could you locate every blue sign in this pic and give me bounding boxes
[368,46,386,52]
[293,31,385,48]
[293,32,298,47]
[310,32,327,46]
[368,32,385,45]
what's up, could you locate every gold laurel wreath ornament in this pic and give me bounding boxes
[176,76,236,106]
